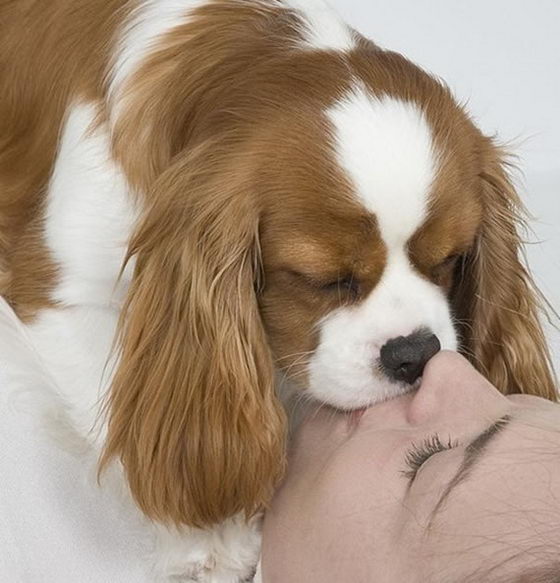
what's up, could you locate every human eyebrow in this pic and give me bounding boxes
[427,414,512,528]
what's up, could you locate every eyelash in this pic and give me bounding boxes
[402,434,459,481]
[430,254,461,281]
[290,270,360,298]
[321,275,359,296]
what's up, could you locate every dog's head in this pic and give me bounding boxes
[101,7,556,529]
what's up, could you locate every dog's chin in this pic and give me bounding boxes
[283,374,422,436]
[305,375,420,413]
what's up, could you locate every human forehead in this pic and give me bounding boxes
[430,411,560,527]
[502,396,560,440]
[409,414,560,580]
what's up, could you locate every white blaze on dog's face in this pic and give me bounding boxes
[308,91,456,409]
[258,84,483,410]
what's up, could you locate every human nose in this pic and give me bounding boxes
[406,351,509,427]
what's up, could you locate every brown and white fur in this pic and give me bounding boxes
[0,0,557,581]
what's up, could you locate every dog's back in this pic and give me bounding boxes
[0,0,127,316]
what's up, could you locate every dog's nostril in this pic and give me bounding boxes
[379,331,441,385]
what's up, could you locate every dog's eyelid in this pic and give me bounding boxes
[286,268,353,286]
[428,252,463,279]
[438,252,461,268]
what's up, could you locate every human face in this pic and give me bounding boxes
[262,351,560,583]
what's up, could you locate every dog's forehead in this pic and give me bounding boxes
[326,88,436,251]
[256,70,484,264]
[257,94,432,264]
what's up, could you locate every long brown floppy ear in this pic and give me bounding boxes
[453,137,557,401]
[99,152,287,528]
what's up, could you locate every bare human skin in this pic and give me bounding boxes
[262,352,560,583]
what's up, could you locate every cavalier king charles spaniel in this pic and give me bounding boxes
[0,0,556,580]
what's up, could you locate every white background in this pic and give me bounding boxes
[1,4,559,583]
[330,0,560,371]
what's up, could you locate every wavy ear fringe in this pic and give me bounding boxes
[99,152,286,528]
[453,139,557,401]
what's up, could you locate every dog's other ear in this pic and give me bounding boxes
[99,151,287,528]
[453,137,557,401]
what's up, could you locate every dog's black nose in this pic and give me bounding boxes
[380,331,441,385]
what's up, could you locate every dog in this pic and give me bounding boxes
[0,0,556,580]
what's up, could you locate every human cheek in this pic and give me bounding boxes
[305,440,409,559]
[321,428,413,510]
[402,447,464,525]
